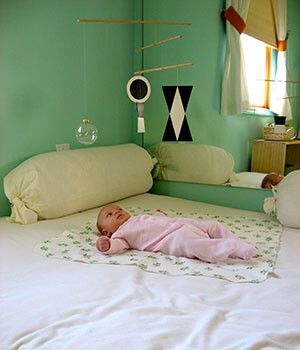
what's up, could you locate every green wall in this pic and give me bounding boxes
[0,0,299,217]
[0,0,136,216]
[141,0,300,169]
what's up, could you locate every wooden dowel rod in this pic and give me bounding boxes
[135,35,182,52]
[134,62,193,75]
[78,19,192,26]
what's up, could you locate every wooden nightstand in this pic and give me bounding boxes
[251,139,300,175]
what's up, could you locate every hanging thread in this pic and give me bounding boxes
[82,23,88,116]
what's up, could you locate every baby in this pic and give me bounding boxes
[261,172,284,189]
[95,204,256,263]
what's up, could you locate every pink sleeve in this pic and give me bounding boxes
[101,237,130,255]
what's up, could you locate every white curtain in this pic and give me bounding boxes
[269,0,292,119]
[221,0,250,116]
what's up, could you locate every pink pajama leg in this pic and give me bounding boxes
[169,221,256,262]
[165,227,237,263]
[192,220,237,239]
[194,221,256,260]
[184,236,238,263]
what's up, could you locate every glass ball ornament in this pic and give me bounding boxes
[76,117,98,145]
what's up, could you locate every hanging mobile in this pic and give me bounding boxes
[126,75,151,133]
[76,118,98,145]
[76,23,98,145]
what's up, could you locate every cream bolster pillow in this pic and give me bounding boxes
[229,172,267,188]
[4,143,153,224]
[149,143,234,184]
[276,170,300,228]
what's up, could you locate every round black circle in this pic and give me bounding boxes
[129,79,148,100]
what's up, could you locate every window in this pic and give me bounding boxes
[241,33,274,110]
[241,0,277,111]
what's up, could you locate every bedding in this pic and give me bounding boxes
[276,170,300,228]
[1,193,300,350]
[38,206,281,283]
[4,143,153,224]
[228,171,267,188]
[148,143,234,184]
[263,170,300,229]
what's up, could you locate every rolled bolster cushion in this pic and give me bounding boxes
[276,170,300,228]
[4,143,153,224]
[148,143,234,185]
[8,197,38,224]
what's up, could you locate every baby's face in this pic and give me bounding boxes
[97,205,130,237]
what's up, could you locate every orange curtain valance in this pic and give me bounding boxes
[223,6,246,34]
[277,39,287,51]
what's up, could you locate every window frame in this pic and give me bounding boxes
[241,34,275,111]
[262,46,271,109]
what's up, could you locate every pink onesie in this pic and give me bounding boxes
[96,215,256,263]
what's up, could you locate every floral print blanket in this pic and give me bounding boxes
[38,207,282,283]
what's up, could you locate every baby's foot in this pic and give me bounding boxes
[239,245,256,260]
[230,241,256,260]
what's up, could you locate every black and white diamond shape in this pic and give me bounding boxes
[162,86,193,141]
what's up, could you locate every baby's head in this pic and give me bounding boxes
[96,204,131,237]
[261,172,284,189]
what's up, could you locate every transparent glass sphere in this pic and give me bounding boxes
[76,118,98,145]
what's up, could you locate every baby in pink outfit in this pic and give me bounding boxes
[96,204,256,263]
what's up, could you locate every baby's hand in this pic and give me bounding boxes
[97,236,111,252]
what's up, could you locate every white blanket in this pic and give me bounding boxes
[1,194,300,350]
[37,207,282,283]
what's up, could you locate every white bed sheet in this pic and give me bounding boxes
[1,193,300,350]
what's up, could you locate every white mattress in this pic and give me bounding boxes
[1,193,300,350]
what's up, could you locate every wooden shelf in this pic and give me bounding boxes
[251,139,300,175]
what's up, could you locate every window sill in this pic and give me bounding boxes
[242,107,275,117]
